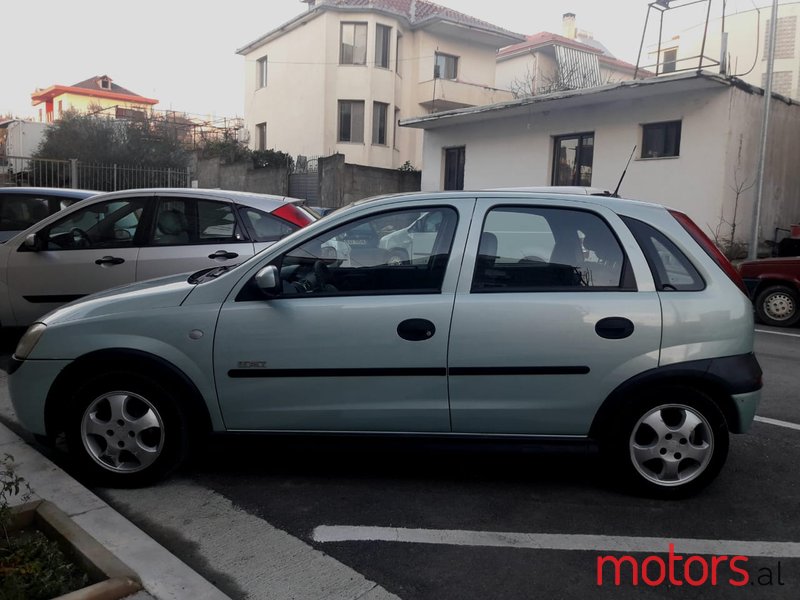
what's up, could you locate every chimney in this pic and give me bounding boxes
[562,13,576,39]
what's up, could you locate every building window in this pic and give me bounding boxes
[393,108,400,149]
[434,53,458,79]
[257,56,268,88]
[256,122,267,150]
[338,100,365,143]
[641,121,681,158]
[372,102,389,145]
[396,33,402,75]
[444,146,465,190]
[376,24,391,69]
[552,133,594,186]
[661,48,677,73]
[340,22,368,65]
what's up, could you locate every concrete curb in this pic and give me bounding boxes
[0,421,231,600]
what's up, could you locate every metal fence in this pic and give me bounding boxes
[0,155,191,191]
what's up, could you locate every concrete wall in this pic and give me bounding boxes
[194,157,289,196]
[318,153,420,207]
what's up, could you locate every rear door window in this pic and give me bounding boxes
[622,216,705,291]
[473,207,633,291]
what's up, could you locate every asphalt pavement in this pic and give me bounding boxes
[1,326,798,600]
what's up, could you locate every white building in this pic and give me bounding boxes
[401,71,800,253]
[647,1,800,99]
[236,0,522,170]
[496,13,642,97]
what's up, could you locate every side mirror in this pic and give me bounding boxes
[254,265,281,297]
[23,233,42,252]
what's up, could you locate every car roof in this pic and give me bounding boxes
[86,187,302,210]
[0,187,98,198]
[349,189,667,219]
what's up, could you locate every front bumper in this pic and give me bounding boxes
[9,358,72,436]
[731,389,761,433]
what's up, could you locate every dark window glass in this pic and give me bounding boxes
[0,194,52,231]
[272,207,457,296]
[45,198,148,250]
[434,53,458,79]
[662,48,677,73]
[240,207,297,242]
[373,102,388,145]
[376,24,391,69]
[338,100,365,143]
[642,121,681,158]
[552,133,594,186]
[472,207,631,292]
[340,23,367,65]
[257,56,268,88]
[622,216,705,291]
[444,146,465,190]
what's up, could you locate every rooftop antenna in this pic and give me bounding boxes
[612,145,637,198]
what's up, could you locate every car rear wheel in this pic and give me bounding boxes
[65,372,191,487]
[755,285,800,327]
[608,387,729,498]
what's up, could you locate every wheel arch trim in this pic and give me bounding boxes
[44,348,214,440]
[590,353,762,437]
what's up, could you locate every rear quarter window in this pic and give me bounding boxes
[622,216,705,291]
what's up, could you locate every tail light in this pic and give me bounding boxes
[669,209,749,296]
[273,203,316,228]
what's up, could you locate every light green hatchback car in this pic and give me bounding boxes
[9,191,762,497]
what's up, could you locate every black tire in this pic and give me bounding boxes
[65,371,192,487]
[604,386,729,499]
[755,285,800,327]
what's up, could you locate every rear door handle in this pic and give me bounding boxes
[209,250,239,260]
[595,317,635,340]
[397,319,436,341]
[95,256,125,266]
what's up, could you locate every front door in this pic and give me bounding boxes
[6,195,149,325]
[213,203,467,432]
[448,200,662,436]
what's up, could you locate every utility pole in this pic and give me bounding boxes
[749,0,780,260]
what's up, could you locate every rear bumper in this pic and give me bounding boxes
[731,389,761,434]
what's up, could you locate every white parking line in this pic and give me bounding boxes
[313,526,800,558]
[755,328,800,338]
[755,415,800,431]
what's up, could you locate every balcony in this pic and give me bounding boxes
[416,79,514,112]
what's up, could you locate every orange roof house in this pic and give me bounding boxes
[31,75,158,123]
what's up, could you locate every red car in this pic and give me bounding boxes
[739,257,800,327]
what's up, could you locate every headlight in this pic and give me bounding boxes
[14,323,47,360]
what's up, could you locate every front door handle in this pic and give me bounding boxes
[95,256,125,266]
[397,319,436,341]
[595,317,635,340]
[209,250,239,260]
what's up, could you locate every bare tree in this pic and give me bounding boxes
[510,57,611,98]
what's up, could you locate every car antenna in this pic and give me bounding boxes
[611,145,637,198]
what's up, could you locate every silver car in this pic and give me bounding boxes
[0,188,315,326]
[9,191,761,497]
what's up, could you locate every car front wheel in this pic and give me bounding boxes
[65,372,191,487]
[756,284,800,327]
[609,388,729,498]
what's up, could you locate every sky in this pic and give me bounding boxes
[1,0,776,121]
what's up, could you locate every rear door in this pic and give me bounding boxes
[136,195,255,281]
[448,199,662,436]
